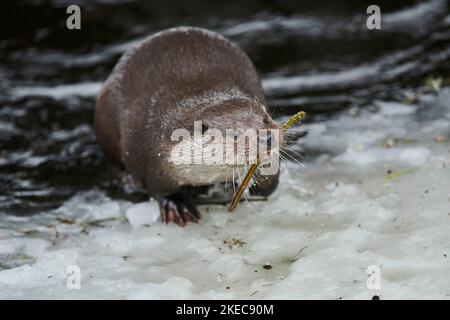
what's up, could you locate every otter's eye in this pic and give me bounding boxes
[201,123,209,134]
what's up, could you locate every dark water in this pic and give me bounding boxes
[1,0,449,214]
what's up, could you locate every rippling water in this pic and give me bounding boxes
[0,0,449,214]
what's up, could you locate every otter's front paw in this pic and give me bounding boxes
[156,195,201,226]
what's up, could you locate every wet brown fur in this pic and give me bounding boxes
[95,27,279,197]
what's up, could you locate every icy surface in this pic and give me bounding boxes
[1,89,450,299]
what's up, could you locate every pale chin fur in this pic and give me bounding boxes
[168,140,248,186]
[169,138,279,186]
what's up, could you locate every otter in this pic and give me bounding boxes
[95,27,281,226]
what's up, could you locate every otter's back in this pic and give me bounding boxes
[117,27,264,111]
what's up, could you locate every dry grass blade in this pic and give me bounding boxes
[228,111,306,212]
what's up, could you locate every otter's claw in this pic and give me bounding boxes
[157,195,201,226]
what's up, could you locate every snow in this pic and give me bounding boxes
[333,146,431,167]
[126,201,160,229]
[0,89,449,299]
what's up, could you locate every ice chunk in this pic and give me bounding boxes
[125,200,160,228]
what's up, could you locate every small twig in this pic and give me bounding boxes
[228,111,306,212]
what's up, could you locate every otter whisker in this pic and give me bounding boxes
[232,168,236,195]
[279,150,304,168]
[277,153,304,181]
[281,148,304,162]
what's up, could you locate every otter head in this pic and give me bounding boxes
[167,91,282,187]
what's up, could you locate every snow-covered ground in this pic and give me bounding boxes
[1,89,449,299]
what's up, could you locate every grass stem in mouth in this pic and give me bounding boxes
[228,111,306,212]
